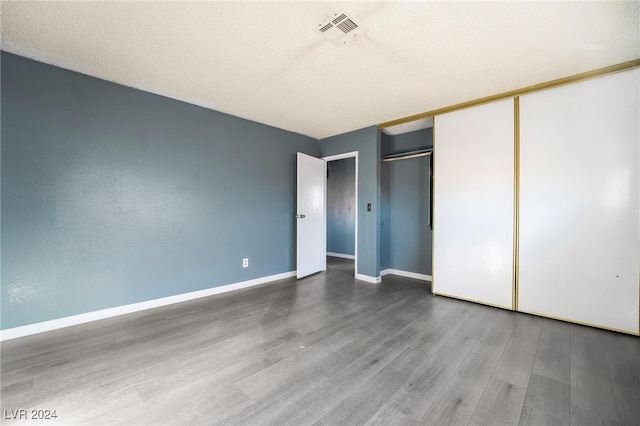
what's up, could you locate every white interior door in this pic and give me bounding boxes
[297,152,326,279]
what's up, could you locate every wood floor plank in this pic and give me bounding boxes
[233,327,366,400]
[518,373,570,426]
[455,304,498,340]
[410,304,475,356]
[364,403,419,426]
[392,296,435,323]
[2,257,640,425]
[570,325,620,423]
[632,337,640,358]
[258,386,342,426]
[3,317,277,410]
[317,324,420,398]
[315,344,436,425]
[419,351,498,425]
[570,404,622,426]
[598,330,640,424]
[405,295,463,331]
[531,319,571,384]
[375,333,479,421]
[218,319,418,424]
[492,314,543,388]
[469,377,527,426]
[472,309,518,360]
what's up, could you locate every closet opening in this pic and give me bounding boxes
[380,117,434,283]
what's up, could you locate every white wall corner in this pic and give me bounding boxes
[355,273,382,284]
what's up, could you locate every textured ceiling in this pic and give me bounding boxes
[2,1,639,139]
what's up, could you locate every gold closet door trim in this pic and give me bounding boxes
[513,97,520,312]
[431,116,436,295]
[378,58,640,130]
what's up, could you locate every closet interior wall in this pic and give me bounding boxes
[381,129,433,277]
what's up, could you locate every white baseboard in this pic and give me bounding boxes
[0,270,297,342]
[382,269,432,281]
[327,252,355,260]
[355,273,381,284]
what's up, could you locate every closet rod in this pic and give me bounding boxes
[382,149,432,162]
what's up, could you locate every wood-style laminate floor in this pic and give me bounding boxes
[2,257,640,425]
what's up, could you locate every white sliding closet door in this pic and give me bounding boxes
[519,69,640,334]
[433,98,515,309]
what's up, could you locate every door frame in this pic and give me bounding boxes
[322,151,358,279]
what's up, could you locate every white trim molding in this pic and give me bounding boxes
[327,252,355,260]
[0,271,296,342]
[382,269,432,281]
[322,151,359,162]
[355,273,382,284]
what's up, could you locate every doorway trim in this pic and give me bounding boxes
[323,151,358,279]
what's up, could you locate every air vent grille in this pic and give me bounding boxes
[337,18,357,34]
[319,23,333,33]
[313,10,366,46]
[332,14,347,24]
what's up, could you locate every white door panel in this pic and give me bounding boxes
[297,153,326,278]
[433,98,515,309]
[518,69,640,334]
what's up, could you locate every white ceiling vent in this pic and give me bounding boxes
[313,10,366,46]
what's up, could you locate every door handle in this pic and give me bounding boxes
[297,214,306,219]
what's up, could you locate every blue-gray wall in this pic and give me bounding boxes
[320,127,380,278]
[327,158,355,256]
[389,128,433,152]
[383,128,433,275]
[1,52,320,329]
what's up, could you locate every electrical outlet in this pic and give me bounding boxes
[243,258,249,268]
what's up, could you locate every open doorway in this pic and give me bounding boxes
[323,152,358,278]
